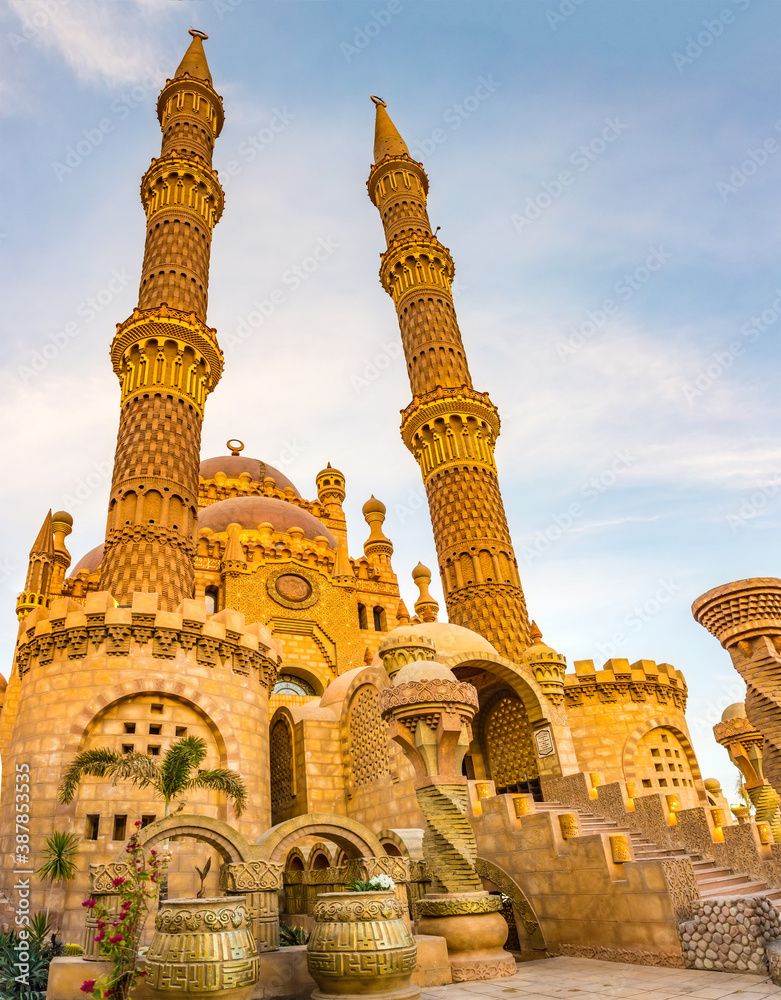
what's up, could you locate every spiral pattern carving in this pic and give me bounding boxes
[416,783,483,893]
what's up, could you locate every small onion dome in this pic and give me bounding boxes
[362,495,386,517]
[199,454,300,496]
[393,659,457,686]
[721,702,747,722]
[704,778,723,793]
[519,621,567,703]
[411,561,429,581]
[52,511,74,528]
[198,496,336,548]
[71,542,104,575]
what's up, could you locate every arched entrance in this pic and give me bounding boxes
[255,813,384,862]
[475,857,546,953]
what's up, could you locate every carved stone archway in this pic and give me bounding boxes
[120,813,255,863]
[255,812,384,862]
[475,857,546,951]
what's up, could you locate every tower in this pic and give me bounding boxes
[367,98,530,660]
[100,30,225,609]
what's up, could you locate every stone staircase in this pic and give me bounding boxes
[536,801,781,904]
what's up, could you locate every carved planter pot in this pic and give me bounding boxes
[145,896,259,999]
[416,892,515,982]
[307,890,420,1000]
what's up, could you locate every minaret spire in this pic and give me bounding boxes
[100,32,225,609]
[367,99,531,659]
[371,96,409,162]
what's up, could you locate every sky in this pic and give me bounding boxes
[0,0,779,798]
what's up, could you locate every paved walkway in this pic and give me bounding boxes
[420,957,781,1000]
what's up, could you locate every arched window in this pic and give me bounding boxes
[358,603,368,629]
[204,586,219,613]
[372,606,386,631]
[273,674,316,696]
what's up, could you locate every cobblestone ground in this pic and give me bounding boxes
[420,956,781,999]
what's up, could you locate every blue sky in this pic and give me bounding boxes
[1,0,779,796]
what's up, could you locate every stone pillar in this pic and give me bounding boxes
[82,864,133,960]
[379,659,515,981]
[219,860,283,952]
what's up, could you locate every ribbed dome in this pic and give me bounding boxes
[198,496,336,548]
[71,543,104,575]
[199,455,300,496]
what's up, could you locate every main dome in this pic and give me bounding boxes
[198,496,336,548]
[199,454,300,496]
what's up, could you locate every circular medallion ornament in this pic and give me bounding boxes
[276,574,312,602]
[267,568,319,609]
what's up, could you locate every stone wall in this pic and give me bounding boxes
[471,792,686,965]
[680,896,781,973]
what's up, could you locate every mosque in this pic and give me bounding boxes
[3,29,781,989]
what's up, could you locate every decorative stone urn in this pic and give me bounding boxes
[145,896,259,999]
[306,890,420,1000]
[416,892,515,982]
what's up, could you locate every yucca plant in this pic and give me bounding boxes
[35,830,80,930]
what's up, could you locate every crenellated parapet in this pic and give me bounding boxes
[564,657,687,711]
[15,592,281,690]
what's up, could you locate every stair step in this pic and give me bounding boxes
[700,881,770,898]
[697,875,760,890]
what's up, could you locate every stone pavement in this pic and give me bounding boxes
[419,956,781,1000]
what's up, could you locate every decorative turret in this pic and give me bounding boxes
[520,621,567,705]
[396,599,411,625]
[367,98,530,661]
[412,562,439,623]
[51,510,73,594]
[316,464,345,508]
[331,539,355,585]
[221,523,248,576]
[693,578,781,797]
[17,510,57,620]
[100,30,225,609]
[362,496,393,563]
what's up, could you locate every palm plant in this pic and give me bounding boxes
[58,735,247,818]
[34,832,80,931]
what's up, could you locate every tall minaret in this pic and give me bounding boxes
[100,30,225,609]
[367,98,530,659]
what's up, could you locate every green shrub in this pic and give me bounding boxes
[0,927,63,999]
[279,922,310,946]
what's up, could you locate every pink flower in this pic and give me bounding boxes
[134,820,143,827]
[108,934,123,944]
[111,877,125,887]
[150,849,157,856]
[94,932,105,943]
[80,980,96,994]
[82,899,97,909]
